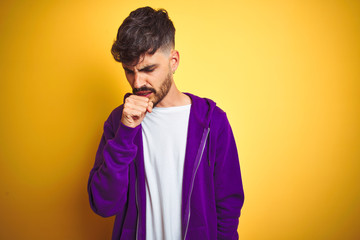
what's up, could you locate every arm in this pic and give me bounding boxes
[87,116,140,217]
[214,113,245,239]
[88,94,152,217]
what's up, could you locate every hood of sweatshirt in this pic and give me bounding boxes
[184,92,216,129]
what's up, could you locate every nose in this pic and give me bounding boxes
[133,72,144,89]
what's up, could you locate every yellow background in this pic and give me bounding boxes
[1,0,359,239]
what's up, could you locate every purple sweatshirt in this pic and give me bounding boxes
[88,93,244,240]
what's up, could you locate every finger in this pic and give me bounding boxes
[127,95,150,103]
[124,97,150,111]
[134,100,150,110]
[147,101,153,113]
[123,108,145,120]
[125,102,148,114]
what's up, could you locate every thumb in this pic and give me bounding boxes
[147,101,154,113]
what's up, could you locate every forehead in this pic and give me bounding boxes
[122,50,169,70]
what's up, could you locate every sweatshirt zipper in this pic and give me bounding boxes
[183,127,210,240]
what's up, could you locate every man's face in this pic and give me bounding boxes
[122,49,176,107]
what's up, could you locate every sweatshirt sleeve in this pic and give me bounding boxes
[87,115,140,217]
[214,113,245,239]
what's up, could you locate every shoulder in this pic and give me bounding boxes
[185,92,230,127]
[211,105,231,135]
[104,93,132,128]
[212,105,227,120]
[104,104,124,131]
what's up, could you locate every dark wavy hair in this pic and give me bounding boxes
[111,7,175,66]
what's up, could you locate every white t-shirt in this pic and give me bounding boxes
[141,104,191,240]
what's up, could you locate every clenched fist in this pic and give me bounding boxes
[121,95,153,128]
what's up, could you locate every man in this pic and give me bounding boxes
[88,6,244,240]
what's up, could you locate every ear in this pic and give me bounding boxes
[170,50,179,74]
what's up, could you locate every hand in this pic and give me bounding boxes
[121,95,153,128]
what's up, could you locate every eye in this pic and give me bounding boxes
[143,68,154,73]
[125,69,134,74]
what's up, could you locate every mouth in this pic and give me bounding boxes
[133,86,156,97]
[135,91,153,97]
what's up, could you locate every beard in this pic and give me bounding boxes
[132,67,173,107]
[152,71,172,107]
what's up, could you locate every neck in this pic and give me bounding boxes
[156,82,191,108]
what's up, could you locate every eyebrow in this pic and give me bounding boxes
[123,64,158,73]
[139,64,158,72]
